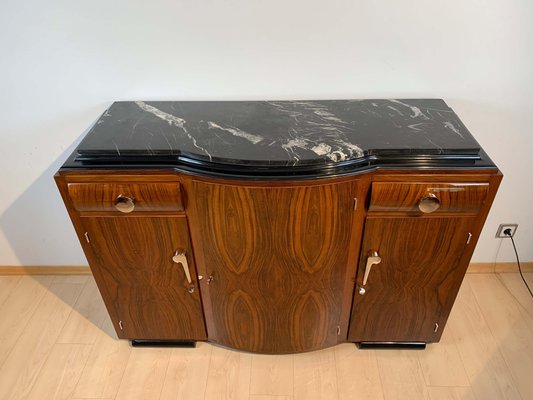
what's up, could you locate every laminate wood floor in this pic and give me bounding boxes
[0,273,531,400]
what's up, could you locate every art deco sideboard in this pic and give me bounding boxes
[55,100,501,353]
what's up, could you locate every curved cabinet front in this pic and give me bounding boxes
[56,169,501,354]
[187,178,360,353]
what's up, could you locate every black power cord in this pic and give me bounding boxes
[504,228,533,299]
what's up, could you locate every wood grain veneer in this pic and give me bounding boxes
[54,167,503,353]
[81,216,206,340]
[348,216,477,342]
[187,179,359,353]
[369,182,489,214]
[68,182,184,213]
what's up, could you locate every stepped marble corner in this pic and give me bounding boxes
[67,99,494,177]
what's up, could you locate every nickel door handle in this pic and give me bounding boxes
[362,250,381,285]
[172,251,192,284]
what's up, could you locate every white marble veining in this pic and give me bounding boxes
[389,99,430,119]
[135,101,213,160]
[207,121,263,144]
[135,101,186,128]
[77,99,479,168]
[444,121,465,139]
[266,101,365,162]
[111,140,121,156]
[387,105,404,116]
[311,143,332,156]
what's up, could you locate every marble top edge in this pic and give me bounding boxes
[75,99,481,168]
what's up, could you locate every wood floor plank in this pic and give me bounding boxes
[380,383,430,400]
[293,347,338,400]
[0,276,55,367]
[250,354,294,396]
[26,343,91,400]
[468,273,533,400]
[3,272,533,400]
[447,277,521,400]
[0,275,22,307]
[73,316,131,399]
[204,344,252,400]
[427,386,475,400]
[0,282,84,400]
[375,349,428,400]
[52,275,90,284]
[160,342,211,400]
[417,326,469,387]
[114,347,171,400]
[334,344,383,400]
[57,277,107,344]
[497,273,533,331]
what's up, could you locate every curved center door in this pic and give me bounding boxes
[189,179,360,354]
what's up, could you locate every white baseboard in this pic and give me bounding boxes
[0,263,531,276]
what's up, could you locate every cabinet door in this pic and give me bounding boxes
[192,180,358,353]
[348,216,475,343]
[83,216,207,340]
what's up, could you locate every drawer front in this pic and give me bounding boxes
[369,182,489,214]
[68,182,184,213]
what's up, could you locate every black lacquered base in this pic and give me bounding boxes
[356,341,426,350]
[131,340,197,348]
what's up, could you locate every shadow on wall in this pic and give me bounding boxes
[0,107,116,341]
[0,113,101,266]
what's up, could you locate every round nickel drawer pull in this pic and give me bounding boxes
[418,193,440,213]
[114,195,135,213]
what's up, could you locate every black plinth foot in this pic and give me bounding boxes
[356,341,426,350]
[131,340,197,348]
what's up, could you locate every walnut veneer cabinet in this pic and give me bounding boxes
[56,100,501,353]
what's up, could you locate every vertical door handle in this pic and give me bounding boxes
[362,250,382,285]
[172,251,192,283]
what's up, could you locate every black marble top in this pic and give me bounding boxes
[66,99,495,177]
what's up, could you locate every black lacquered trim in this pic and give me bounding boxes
[356,341,427,350]
[61,147,497,180]
[72,154,486,176]
[130,340,196,348]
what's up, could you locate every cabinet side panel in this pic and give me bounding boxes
[54,173,123,338]
[430,172,503,341]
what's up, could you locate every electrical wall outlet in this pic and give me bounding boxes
[495,224,518,238]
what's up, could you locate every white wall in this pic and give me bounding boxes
[1,0,531,266]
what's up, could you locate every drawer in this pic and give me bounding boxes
[67,182,184,213]
[369,182,489,214]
